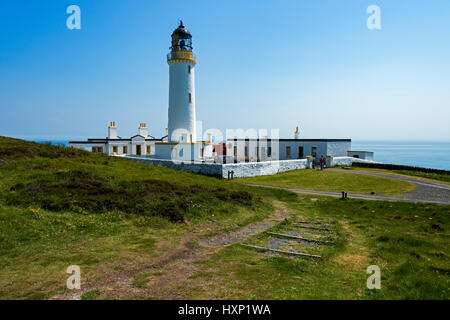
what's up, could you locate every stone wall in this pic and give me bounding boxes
[127,156,379,178]
[327,156,378,167]
[222,159,312,178]
[126,156,313,178]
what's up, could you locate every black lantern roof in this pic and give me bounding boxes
[172,21,192,38]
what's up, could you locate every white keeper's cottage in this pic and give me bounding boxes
[69,122,167,156]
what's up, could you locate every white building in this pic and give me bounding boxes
[347,150,374,161]
[69,122,166,156]
[227,136,351,163]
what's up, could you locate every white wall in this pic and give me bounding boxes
[127,157,312,178]
[228,140,350,162]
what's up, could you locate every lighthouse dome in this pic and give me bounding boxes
[172,21,192,39]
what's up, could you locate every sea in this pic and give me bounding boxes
[31,140,450,171]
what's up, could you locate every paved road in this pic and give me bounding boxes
[247,169,450,205]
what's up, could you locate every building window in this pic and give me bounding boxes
[123,146,128,154]
[268,147,272,157]
[112,145,118,154]
[188,65,191,74]
[298,146,304,158]
[146,145,151,154]
[286,146,291,158]
[245,146,248,158]
[234,146,237,157]
[200,147,204,158]
[188,93,192,103]
[311,147,317,158]
[91,146,103,153]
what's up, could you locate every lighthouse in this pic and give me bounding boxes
[167,21,197,143]
[152,21,212,161]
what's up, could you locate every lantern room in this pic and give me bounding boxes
[170,21,192,52]
[167,21,196,63]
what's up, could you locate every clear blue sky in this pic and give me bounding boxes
[1,0,449,141]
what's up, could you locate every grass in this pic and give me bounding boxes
[0,137,448,300]
[81,289,101,300]
[238,168,416,195]
[186,195,450,299]
[337,165,450,184]
[0,137,277,299]
[392,170,450,183]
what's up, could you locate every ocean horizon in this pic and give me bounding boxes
[29,139,450,171]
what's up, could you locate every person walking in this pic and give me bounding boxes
[319,155,325,170]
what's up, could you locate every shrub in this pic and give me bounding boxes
[6,170,255,222]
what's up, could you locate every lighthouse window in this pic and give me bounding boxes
[188,93,192,103]
[188,65,191,74]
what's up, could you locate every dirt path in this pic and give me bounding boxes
[52,204,291,300]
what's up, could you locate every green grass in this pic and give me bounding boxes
[391,170,449,184]
[187,196,450,299]
[239,169,416,195]
[0,137,278,299]
[81,289,101,300]
[339,165,450,184]
[0,137,448,300]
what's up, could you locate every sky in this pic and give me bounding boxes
[0,0,449,141]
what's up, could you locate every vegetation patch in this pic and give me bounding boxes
[81,289,101,300]
[5,170,255,222]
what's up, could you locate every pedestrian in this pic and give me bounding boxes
[320,155,325,170]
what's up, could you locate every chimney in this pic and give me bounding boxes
[138,123,148,138]
[108,121,118,139]
[294,126,300,140]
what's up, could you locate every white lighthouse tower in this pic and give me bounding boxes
[154,21,212,161]
[167,21,197,143]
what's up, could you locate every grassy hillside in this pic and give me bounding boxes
[0,137,291,299]
[186,196,449,299]
[0,137,448,300]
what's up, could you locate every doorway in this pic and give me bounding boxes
[298,146,304,158]
[136,145,142,156]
